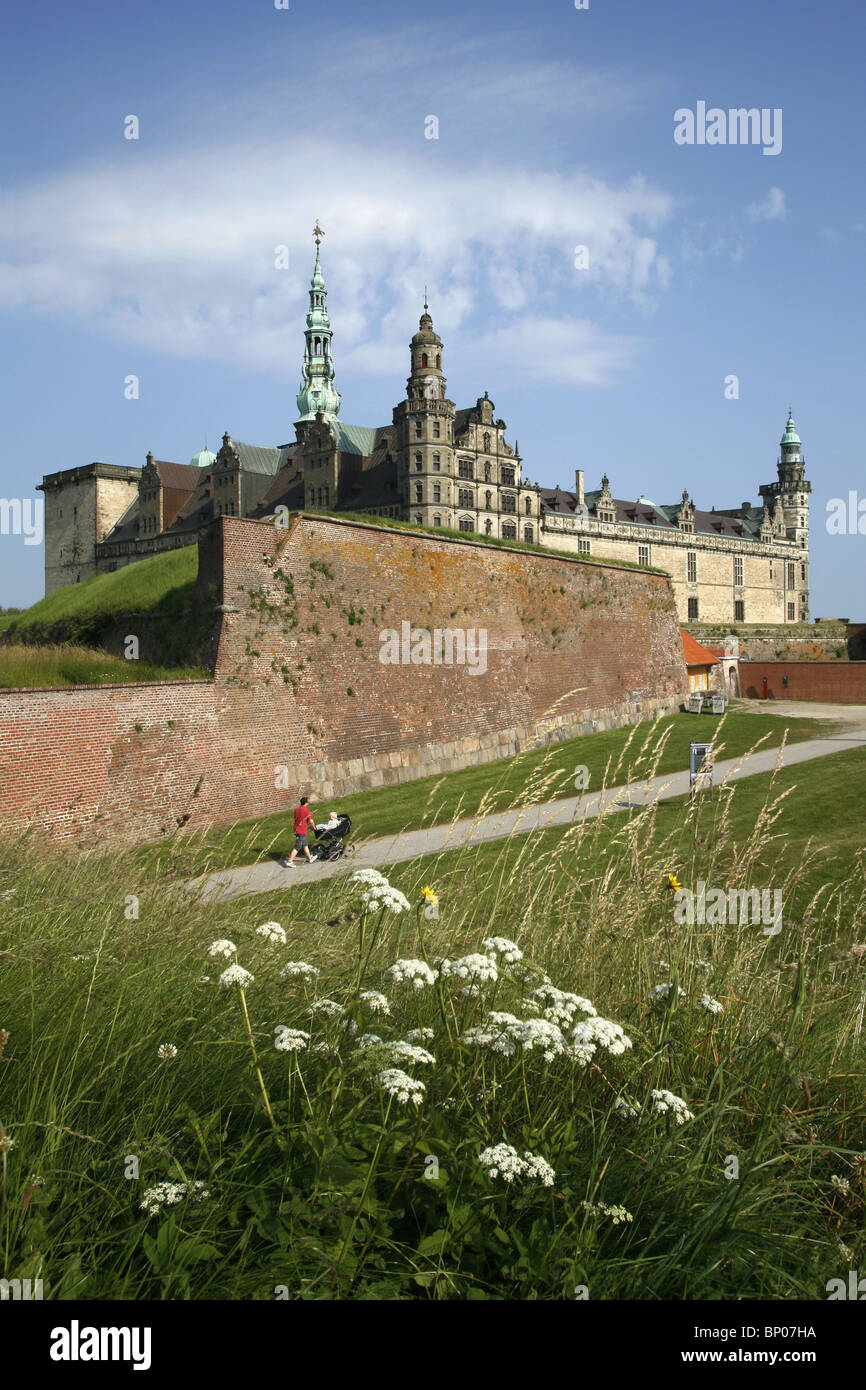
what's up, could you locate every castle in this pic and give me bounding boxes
[38,226,810,627]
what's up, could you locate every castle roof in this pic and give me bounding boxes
[681,630,719,668]
[541,486,766,540]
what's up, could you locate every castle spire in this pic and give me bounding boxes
[296,223,341,423]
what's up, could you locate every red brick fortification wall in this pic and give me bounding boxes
[0,515,686,844]
[743,661,866,704]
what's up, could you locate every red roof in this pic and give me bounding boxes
[681,629,719,667]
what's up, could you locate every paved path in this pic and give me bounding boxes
[191,714,866,904]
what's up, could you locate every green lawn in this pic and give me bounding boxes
[0,643,209,688]
[137,705,839,877]
[4,545,198,633]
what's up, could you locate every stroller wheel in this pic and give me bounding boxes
[330,847,344,862]
[347,843,357,855]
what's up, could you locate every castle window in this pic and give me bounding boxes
[501,466,515,486]
[578,538,591,555]
[483,432,490,452]
[459,517,474,532]
[433,514,441,527]
[415,484,423,503]
[324,486,329,507]
[416,514,423,525]
[687,551,697,583]
[638,544,650,567]
[787,562,795,589]
[433,485,441,503]
[433,421,441,439]
[485,490,492,510]
[415,421,422,438]
[458,488,473,509]
[801,563,806,580]
[502,522,517,539]
[436,355,440,368]
[459,459,474,480]
[525,496,531,514]
[314,337,321,355]
[432,453,440,471]
[501,494,516,514]
[421,353,428,368]
[787,602,795,621]
[524,524,534,542]
[415,455,422,471]
[688,597,699,620]
[734,556,744,586]
[734,600,745,621]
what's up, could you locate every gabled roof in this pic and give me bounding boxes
[151,460,200,491]
[540,485,765,539]
[681,630,719,667]
[233,442,287,476]
[332,423,381,456]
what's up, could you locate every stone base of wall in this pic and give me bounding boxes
[685,623,849,663]
[269,693,681,804]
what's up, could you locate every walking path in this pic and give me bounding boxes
[191,709,866,904]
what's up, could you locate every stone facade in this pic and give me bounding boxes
[38,463,140,593]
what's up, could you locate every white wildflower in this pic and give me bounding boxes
[358,990,391,1016]
[388,1041,436,1066]
[572,1016,633,1067]
[442,953,498,985]
[512,1017,568,1062]
[460,984,481,998]
[839,1241,855,1264]
[613,1095,640,1120]
[386,959,439,990]
[482,936,523,963]
[274,1026,311,1053]
[697,993,724,1016]
[357,1033,385,1049]
[157,1043,178,1061]
[831,1174,851,1195]
[349,868,390,888]
[340,1018,359,1038]
[256,921,286,945]
[582,1200,633,1225]
[28,1175,45,1187]
[478,1143,555,1187]
[530,984,596,1027]
[404,1027,435,1043]
[208,939,237,959]
[361,885,412,914]
[280,960,320,979]
[378,1068,426,1105]
[649,983,673,1002]
[218,963,254,990]
[139,1179,211,1218]
[309,998,345,1018]
[462,1012,521,1057]
[651,1089,695,1125]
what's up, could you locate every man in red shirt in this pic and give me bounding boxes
[282,796,315,868]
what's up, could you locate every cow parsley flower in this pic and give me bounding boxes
[208,939,237,959]
[442,953,498,985]
[531,984,596,1027]
[386,959,439,990]
[482,936,523,963]
[478,1143,555,1187]
[219,963,254,989]
[404,1027,435,1043]
[140,1180,211,1218]
[649,983,674,1002]
[357,1033,385,1048]
[462,1011,521,1057]
[697,993,724,1016]
[613,1095,640,1120]
[388,1041,436,1066]
[358,990,391,1015]
[460,984,481,998]
[274,1026,310,1053]
[310,998,345,1018]
[512,1017,568,1062]
[572,1016,633,1066]
[157,1043,178,1061]
[651,1089,695,1125]
[361,886,411,914]
[256,922,286,945]
[582,1200,633,1225]
[280,960,320,979]
[378,1068,426,1105]
[350,868,389,888]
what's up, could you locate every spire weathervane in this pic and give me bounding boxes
[313,220,324,248]
[424,285,428,312]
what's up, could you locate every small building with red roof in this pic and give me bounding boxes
[681,629,719,694]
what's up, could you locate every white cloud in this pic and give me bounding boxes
[746,187,787,223]
[0,138,674,392]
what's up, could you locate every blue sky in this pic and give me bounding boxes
[0,0,863,613]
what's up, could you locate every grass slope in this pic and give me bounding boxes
[5,546,198,632]
[0,643,208,688]
[1,735,864,1299]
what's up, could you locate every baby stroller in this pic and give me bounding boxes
[312,813,355,863]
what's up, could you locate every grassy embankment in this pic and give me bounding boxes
[1,721,864,1300]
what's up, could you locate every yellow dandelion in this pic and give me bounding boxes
[421,885,438,905]
[667,873,681,891]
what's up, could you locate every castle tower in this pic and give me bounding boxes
[295,222,341,424]
[38,462,140,594]
[393,297,456,527]
[760,409,811,622]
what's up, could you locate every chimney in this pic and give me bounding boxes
[575,469,585,506]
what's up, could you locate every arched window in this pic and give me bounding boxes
[432,453,440,471]
[524,524,534,542]
[433,514,442,527]
[421,353,428,368]
[314,337,321,355]
[415,483,423,503]
[415,453,422,470]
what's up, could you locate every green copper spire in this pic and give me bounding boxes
[296,221,341,423]
[780,408,801,449]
